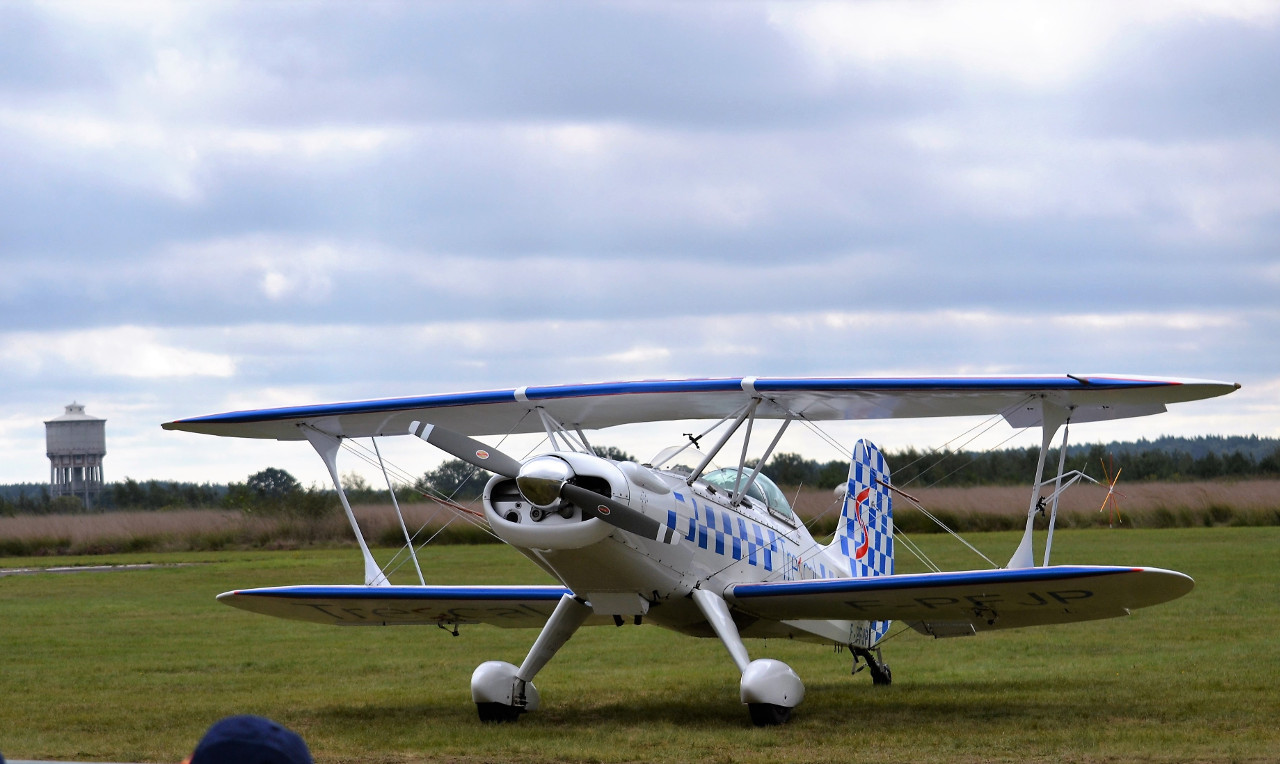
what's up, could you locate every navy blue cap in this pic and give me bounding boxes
[189,715,312,764]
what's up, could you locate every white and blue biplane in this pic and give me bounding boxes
[163,374,1237,725]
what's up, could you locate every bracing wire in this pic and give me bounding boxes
[781,401,1039,575]
[335,438,501,543]
[333,411,546,581]
[896,395,1037,489]
[913,425,1026,490]
[881,479,999,569]
[893,530,942,573]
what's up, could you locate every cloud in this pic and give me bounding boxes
[0,326,235,380]
[0,2,1276,484]
[769,0,1280,89]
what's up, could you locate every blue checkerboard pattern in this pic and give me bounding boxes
[667,494,831,578]
[837,439,894,579]
[837,439,894,643]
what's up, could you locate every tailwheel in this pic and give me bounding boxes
[853,646,892,686]
[476,702,523,723]
[748,703,792,726]
[870,661,892,686]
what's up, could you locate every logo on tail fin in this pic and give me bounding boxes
[853,488,871,560]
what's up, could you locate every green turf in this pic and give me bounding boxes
[2,527,1277,763]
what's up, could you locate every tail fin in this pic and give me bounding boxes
[832,439,894,645]
[835,439,894,579]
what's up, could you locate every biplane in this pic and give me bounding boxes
[163,374,1238,725]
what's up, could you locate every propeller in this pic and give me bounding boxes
[416,425,678,545]
[417,424,522,479]
[1098,454,1126,528]
[561,483,679,545]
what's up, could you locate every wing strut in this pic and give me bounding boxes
[302,426,389,586]
[687,400,758,484]
[1042,417,1072,567]
[373,437,425,585]
[672,397,793,511]
[731,414,794,509]
[1006,401,1073,569]
[535,407,593,454]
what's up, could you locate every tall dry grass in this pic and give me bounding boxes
[2,482,1278,558]
[790,479,1280,534]
[0,500,492,557]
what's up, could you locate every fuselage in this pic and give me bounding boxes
[483,451,860,644]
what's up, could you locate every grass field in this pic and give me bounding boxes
[2,526,1278,763]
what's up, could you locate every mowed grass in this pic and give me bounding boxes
[1,527,1277,763]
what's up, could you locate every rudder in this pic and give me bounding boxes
[833,439,894,644]
[836,439,894,579]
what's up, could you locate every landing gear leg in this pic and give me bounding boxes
[852,646,892,686]
[471,594,591,722]
[691,589,805,726]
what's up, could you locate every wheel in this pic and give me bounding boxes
[871,662,892,686]
[748,703,792,726]
[476,702,522,723]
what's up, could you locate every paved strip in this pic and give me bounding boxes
[9,760,148,764]
[0,563,186,578]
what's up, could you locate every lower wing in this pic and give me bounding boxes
[725,566,1193,635]
[218,584,613,628]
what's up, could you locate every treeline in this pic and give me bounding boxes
[4,438,1279,515]
[0,469,337,518]
[0,479,230,515]
[763,437,1280,489]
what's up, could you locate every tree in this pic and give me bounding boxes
[416,459,487,500]
[342,471,370,492]
[817,460,848,488]
[225,467,335,518]
[247,468,301,500]
[595,446,636,462]
[49,495,85,514]
[764,452,820,487]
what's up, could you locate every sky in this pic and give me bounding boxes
[2,0,1278,488]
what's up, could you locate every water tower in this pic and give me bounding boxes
[45,402,106,509]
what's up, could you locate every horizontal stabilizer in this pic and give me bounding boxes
[725,565,1193,632]
[218,584,614,628]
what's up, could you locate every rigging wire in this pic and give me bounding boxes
[893,530,942,573]
[333,438,501,575]
[782,402,1040,574]
[914,425,1027,490]
[896,395,1037,489]
[335,410,545,580]
[880,479,999,569]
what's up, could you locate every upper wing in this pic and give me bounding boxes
[162,374,1239,440]
[217,584,614,628]
[723,566,1193,634]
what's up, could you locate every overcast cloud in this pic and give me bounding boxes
[2,1,1277,486]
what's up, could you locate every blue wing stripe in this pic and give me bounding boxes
[731,566,1142,598]
[168,376,1186,426]
[231,585,573,600]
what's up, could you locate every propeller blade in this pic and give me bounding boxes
[417,424,521,479]
[561,483,679,545]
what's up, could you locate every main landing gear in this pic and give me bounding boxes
[691,589,805,727]
[470,593,590,723]
[470,588,814,727]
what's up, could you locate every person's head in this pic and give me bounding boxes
[187,715,312,764]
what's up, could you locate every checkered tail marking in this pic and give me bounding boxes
[837,439,894,643]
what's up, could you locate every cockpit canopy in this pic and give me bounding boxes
[701,468,793,519]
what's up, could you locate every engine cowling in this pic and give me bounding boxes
[483,453,630,550]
